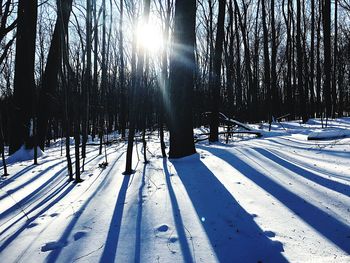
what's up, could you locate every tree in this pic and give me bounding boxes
[119,0,126,139]
[125,0,151,174]
[168,0,196,158]
[37,0,73,149]
[209,0,226,142]
[332,0,338,117]
[158,0,172,158]
[310,0,315,117]
[323,0,332,117]
[296,0,307,122]
[82,0,92,166]
[261,0,271,122]
[9,0,38,154]
[271,0,279,117]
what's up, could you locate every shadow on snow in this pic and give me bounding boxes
[170,154,287,263]
[252,147,350,197]
[199,145,350,254]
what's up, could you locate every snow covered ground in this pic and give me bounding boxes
[0,118,349,262]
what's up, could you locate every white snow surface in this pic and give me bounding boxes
[0,118,349,262]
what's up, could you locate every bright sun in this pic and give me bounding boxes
[136,22,164,54]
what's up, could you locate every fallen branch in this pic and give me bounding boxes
[194,130,261,143]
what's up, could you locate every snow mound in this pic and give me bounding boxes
[307,128,350,140]
[4,145,44,165]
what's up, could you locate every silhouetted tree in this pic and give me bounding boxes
[9,0,38,154]
[168,0,196,158]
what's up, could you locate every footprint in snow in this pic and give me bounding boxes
[157,225,169,232]
[50,213,59,217]
[169,237,178,243]
[74,231,87,241]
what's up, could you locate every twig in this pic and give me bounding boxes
[73,244,104,262]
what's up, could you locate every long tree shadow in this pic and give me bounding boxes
[200,146,350,254]
[255,147,350,183]
[1,151,126,259]
[163,159,194,263]
[1,146,115,223]
[134,164,147,263]
[0,147,114,221]
[251,148,350,197]
[266,137,350,158]
[0,164,37,188]
[170,154,287,263]
[99,174,131,262]
[45,152,126,263]
[0,165,70,226]
[0,160,66,201]
[0,181,75,254]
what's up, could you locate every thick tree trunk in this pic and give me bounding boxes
[168,0,196,158]
[9,0,38,154]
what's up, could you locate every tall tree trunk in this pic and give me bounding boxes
[119,0,126,139]
[92,0,98,140]
[61,20,73,181]
[99,0,107,155]
[297,0,307,122]
[9,0,38,154]
[261,0,271,122]
[332,0,338,118]
[310,0,315,117]
[82,0,92,167]
[209,0,226,142]
[159,0,171,158]
[233,0,253,120]
[252,0,260,120]
[233,2,242,115]
[271,0,279,117]
[37,0,73,150]
[283,0,292,118]
[323,0,332,117]
[125,0,151,173]
[316,0,322,117]
[226,0,234,115]
[168,0,196,158]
